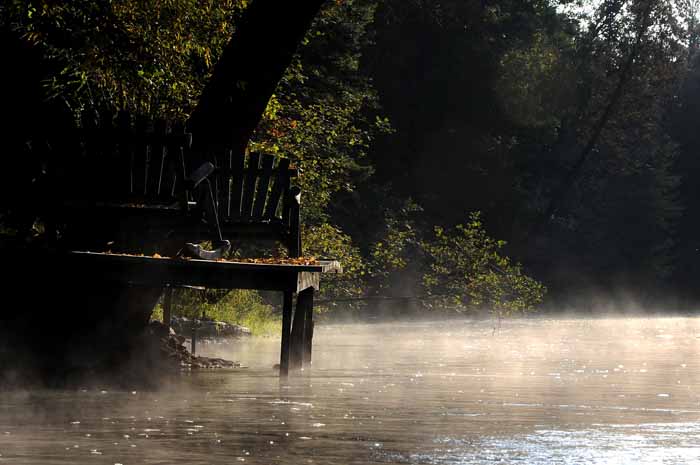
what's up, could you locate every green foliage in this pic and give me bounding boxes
[421,213,546,315]
[361,0,689,299]
[292,186,546,314]
[251,0,388,222]
[366,199,423,293]
[525,0,687,292]
[333,197,546,313]
[3,0,590,313]
[495,31,576,128]
[1,0,245,119]
[302,223,366,302]
[169,289,279,336]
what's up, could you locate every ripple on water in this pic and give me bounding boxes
[2,318,700,464]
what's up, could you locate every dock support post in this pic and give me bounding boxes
[163,285,173,331]
[300,288,314,366]
[289,292,307,371]
[279,291,294,377]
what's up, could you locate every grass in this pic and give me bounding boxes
[152,289,281,336]
[234,305,280,336]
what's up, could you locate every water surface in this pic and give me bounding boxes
[2,317,700,464]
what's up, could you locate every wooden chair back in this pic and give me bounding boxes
[53,111,301,256]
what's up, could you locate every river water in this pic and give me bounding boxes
[2,317,700,464]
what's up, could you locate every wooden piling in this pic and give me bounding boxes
[300,288,314,365]
[279,291,294,377]
[191,318,197,355]
[289,293,307,371]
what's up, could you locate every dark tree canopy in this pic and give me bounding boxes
[5,0,700,313]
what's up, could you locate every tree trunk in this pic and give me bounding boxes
[188,0,327,154]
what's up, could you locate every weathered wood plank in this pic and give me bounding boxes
[264,160,289,219]
[229,152,245,220]
[212,147,229,220]
[252,154,275,218]
[241,152,260,218]
[68,251,339,272]
[297,272,320,292]
[24,250,341,290]
[163,125,186,200]
[272,159,292,221]
[152,119,168,198]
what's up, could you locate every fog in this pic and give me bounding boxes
[5,0,700,462]
[2,316,700,464]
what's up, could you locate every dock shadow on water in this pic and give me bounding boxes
[2,316,700,464]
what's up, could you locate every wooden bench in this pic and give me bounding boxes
[39,112,338,375]
[48,112,301,259]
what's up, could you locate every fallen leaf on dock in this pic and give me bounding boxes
[94,250,319,265]
[222,257,319,265]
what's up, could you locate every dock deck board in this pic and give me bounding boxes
[9,248,339,291]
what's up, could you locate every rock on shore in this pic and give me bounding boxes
[169,317,252,339]
[150,321,244,370]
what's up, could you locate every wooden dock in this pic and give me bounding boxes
[3,123,340,377]
[6,247,340,376]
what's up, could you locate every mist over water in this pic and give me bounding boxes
[2,316,700,464]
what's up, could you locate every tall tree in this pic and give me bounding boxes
[188,0,327,154]
[523,0,687,298]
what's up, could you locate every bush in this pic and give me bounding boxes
[302,223,366,306]
[421,212,546,315]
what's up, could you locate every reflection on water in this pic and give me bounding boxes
[2,317,700,464]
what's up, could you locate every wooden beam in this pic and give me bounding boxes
[297,271,320,293]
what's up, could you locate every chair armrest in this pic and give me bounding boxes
[185,162,216,190]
